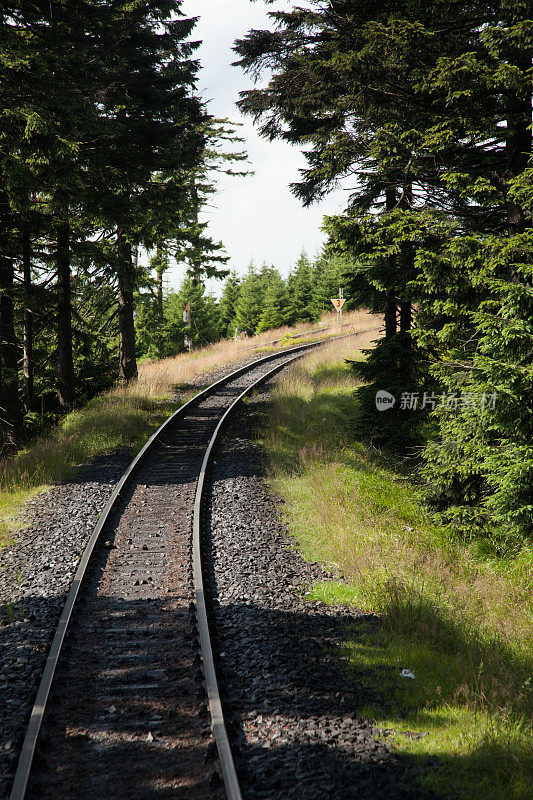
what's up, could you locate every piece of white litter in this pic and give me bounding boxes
[400,669,415,679]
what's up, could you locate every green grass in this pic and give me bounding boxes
[263,348,533,800]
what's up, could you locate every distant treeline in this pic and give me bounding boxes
[135,251,353,359]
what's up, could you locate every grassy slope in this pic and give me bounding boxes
[0,309,376,549]
[262,339,533,800]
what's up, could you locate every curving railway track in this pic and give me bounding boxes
[8,332,373,800]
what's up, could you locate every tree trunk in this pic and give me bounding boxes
[384,186,398,339]
[156,256,164,359]
[400,301,412,332]
[156,259,164,324]
[385,291,397,339]
[399,183,413,335]
[22,227,36,413]
[0,191,22,449]
[117,231,138,382]
[189,176,202,286]
[505,51,532,238]
[56,218,75,411]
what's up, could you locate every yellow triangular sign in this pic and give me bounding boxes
[330,297,346,311]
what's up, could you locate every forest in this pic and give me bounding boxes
[135,251,353,358]
[0,0,351,449]
[0,0,249,448]
[1,0,532,553]
[235,0,533,551]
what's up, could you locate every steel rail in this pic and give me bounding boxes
[9,330,369,800]
[236,321,378,351]
[193,349,312,800]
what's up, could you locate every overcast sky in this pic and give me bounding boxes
[166,0,348,291]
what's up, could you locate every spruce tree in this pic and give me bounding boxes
[236,0,533,541]
[310,253,353,318]
[0,0,228,438]
[256,270,291,333]
[234,262,267,335]
[287,251,317,324]
[219,271,241,338]
[175,119,248,284]
[89,2,205,382]
[165,277,220,351]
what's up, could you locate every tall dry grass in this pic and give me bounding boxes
[0,309,379,547]
[135,308,379,397]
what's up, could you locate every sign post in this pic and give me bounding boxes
[183,301,192,352]
[330,288,346,325]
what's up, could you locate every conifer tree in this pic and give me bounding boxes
[287,251,317,324]
[166,277,220,351]
[310,253,353,318]
[236,0,533,540]
[256,270,291,333]
[219,271,241,337]
[90,2,205,382]
[175,119,248,285]
[0,0,236,442]
[234,262,267,335]
[135,246,170,359]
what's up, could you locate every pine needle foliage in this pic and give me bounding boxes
[235,0,533,550]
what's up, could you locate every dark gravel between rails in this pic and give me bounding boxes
[205,383,442,800]
[0,351,281,800]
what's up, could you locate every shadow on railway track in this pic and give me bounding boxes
[0,591,217,800]
[3,591,527,799]
[209,600,443,800]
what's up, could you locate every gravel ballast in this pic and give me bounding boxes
[206,384,440,799]
[0,353,268,798]
[0,450,133,797]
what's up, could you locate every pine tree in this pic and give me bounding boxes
[235,0,533,542]
[134,246,170,361]
[89,2,205,382]
[234,0,434,439]
[0,0,231,441]
[256,270,291,333]
[310,253,353,318]
[165,277,220,351]
[175,119,248,285]
[219,271,241,337]
[234,262,267,335]
[0,1,88,424]
[287,251,317,324]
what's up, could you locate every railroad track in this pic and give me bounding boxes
[9,331,373,800]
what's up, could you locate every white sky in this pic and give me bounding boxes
[166,0,348,292]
